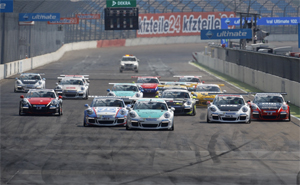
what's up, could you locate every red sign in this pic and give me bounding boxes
[48,17,79,24]
[137,12,235,37]
[76,14,101,19]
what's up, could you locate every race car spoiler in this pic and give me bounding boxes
[173,75,202,78]
[59,75,89,79]
[131,76,161,79]
[21,73,45,75]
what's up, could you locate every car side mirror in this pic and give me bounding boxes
[206,101,211,105]
[155,95,159,98]
[84,104,89,108]
[87,80,90,83]
[223,90,227,93]
[193,96,197,99]
[247,100,251,103]
[170,107,175,111]
[58,96,62,99]
[286,101,290,104]
[202,81,205,83]
[20,95,24,99]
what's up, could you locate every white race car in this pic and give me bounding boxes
[126,98,175,130]
[55,75,89,99]
[84,96,128,127]
[107,83,143,104]
[207,94,251,123]
[120,54,139,73]
[14,73,46,92]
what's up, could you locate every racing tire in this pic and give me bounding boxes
[58,104,63,116]
[288,111,291,121]
[169,123,174,131]
[120,70,123,73]
[126,124,130,130]
[191,105,196,116]
[206,115,210,123]
[19,107,23,116]
[83,118,88,127]
[14,87,17,93]
[84,91,89,100]
[246,117,251,124]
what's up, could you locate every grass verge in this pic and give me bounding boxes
[191,61,300,119]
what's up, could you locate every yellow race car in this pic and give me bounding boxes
[158,81,199,91]
[191,84,226,107]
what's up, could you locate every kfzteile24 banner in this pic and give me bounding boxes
[137,12,235,37]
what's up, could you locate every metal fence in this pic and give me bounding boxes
[1,0,299,64]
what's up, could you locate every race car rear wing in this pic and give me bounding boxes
[59,75,89,79]
[131,76,161,79]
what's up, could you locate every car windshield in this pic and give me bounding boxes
[112,85,138,91]
[60,79,83,85]
[196,86,221,92]
[137,78,159,83]
[92,99,124,107]
[122,57,136,61]
[134,101,167,110]
[26,91,56,98]
[161,91,190,98]
[253,95,283,103]
[20,74,41,80]
[178,77,200,82]
[214,96,244,105]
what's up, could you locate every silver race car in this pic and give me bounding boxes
[126,98,175,131]
[207,94,251,123]
[55,75,89,99]
[14,73,46,92]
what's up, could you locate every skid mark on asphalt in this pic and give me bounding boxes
[222,136,240,152]
[207,132,221,164]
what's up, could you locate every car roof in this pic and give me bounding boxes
[255,93,283,96]
[216,94,243,98]
[28,89,54,92]
[20,73,41,76]
[93,96,124,100]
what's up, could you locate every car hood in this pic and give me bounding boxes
[27,98,54,105]
[61,85,82,91]
[195,92,217,99]
[135,110,165,118]
[122,61,137,64]
[165,99,187,106]
[93,107,121,116]
[217,104,242,111]
[114,91,136,97]
[256,103,282,110]
[141,83,158,89]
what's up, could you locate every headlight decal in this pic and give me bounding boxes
[129,111,136,118]
[164,112,171,118]
[242,107,248,112]
[281,105,288,110]
[210,106,217,112]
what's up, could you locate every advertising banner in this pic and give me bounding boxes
[221,17,300,29]
[76,14,101,19]
[137,12,235,38]
[0,0,13,13]
[298,23,300,48]
[106,0,136,7]
[201,29,252,40]
[19,13,60,22]
[48,17,79,24]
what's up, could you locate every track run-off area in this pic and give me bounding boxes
[1,43,300,184]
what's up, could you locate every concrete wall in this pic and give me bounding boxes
[193,52,300,107]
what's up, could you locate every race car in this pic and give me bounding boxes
[132,76,160,96]
[83,96,128,127]
[248,93,290,121]
[19,89,63,116]
[106,83,143,104]
[120,54,139,73]
[207,94,251,123]
[157,84,188,92]
[191,84,226,107]
[158,81,198,91]
[55,75,89,99]
[14,73,46,92]
[126,98,175,130]
[173,76,204,91]
[156,89,197,116]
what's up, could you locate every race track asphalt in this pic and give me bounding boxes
[1,43,299,185]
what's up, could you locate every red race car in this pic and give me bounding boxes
[132,76,160,96]
[19,89,63,116]
[248,93,290,121]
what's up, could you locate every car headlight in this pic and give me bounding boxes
[210,106,217,112]
[120,109,127,115]
[87,109,93,115]
[242,107,248,112]
[108,92,115,96]
[251,104,258,110]
[129,112,136,118]
[81,87,85,91]
[164,112,170,118]
[22,100,29,105]
[281,105,288,110]
[38,81,42,85]
[135,93,140,97]
[17,81,22,85]
[186,100,192,105]
[50,100,59,105]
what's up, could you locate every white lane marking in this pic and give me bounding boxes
[189,61,300,121]
[5,170,19,184]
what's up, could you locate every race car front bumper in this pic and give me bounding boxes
[85,116,126,126]
[251,111,289,120]
[127,118,172,130]
[56,90,87,99]
[20,105,60,115]
[208,112,250,123]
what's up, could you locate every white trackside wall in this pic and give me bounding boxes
[193,52,300,107]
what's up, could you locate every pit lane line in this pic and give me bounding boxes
[189,61,300,122]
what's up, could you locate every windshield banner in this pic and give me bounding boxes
[137,12,235,38]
